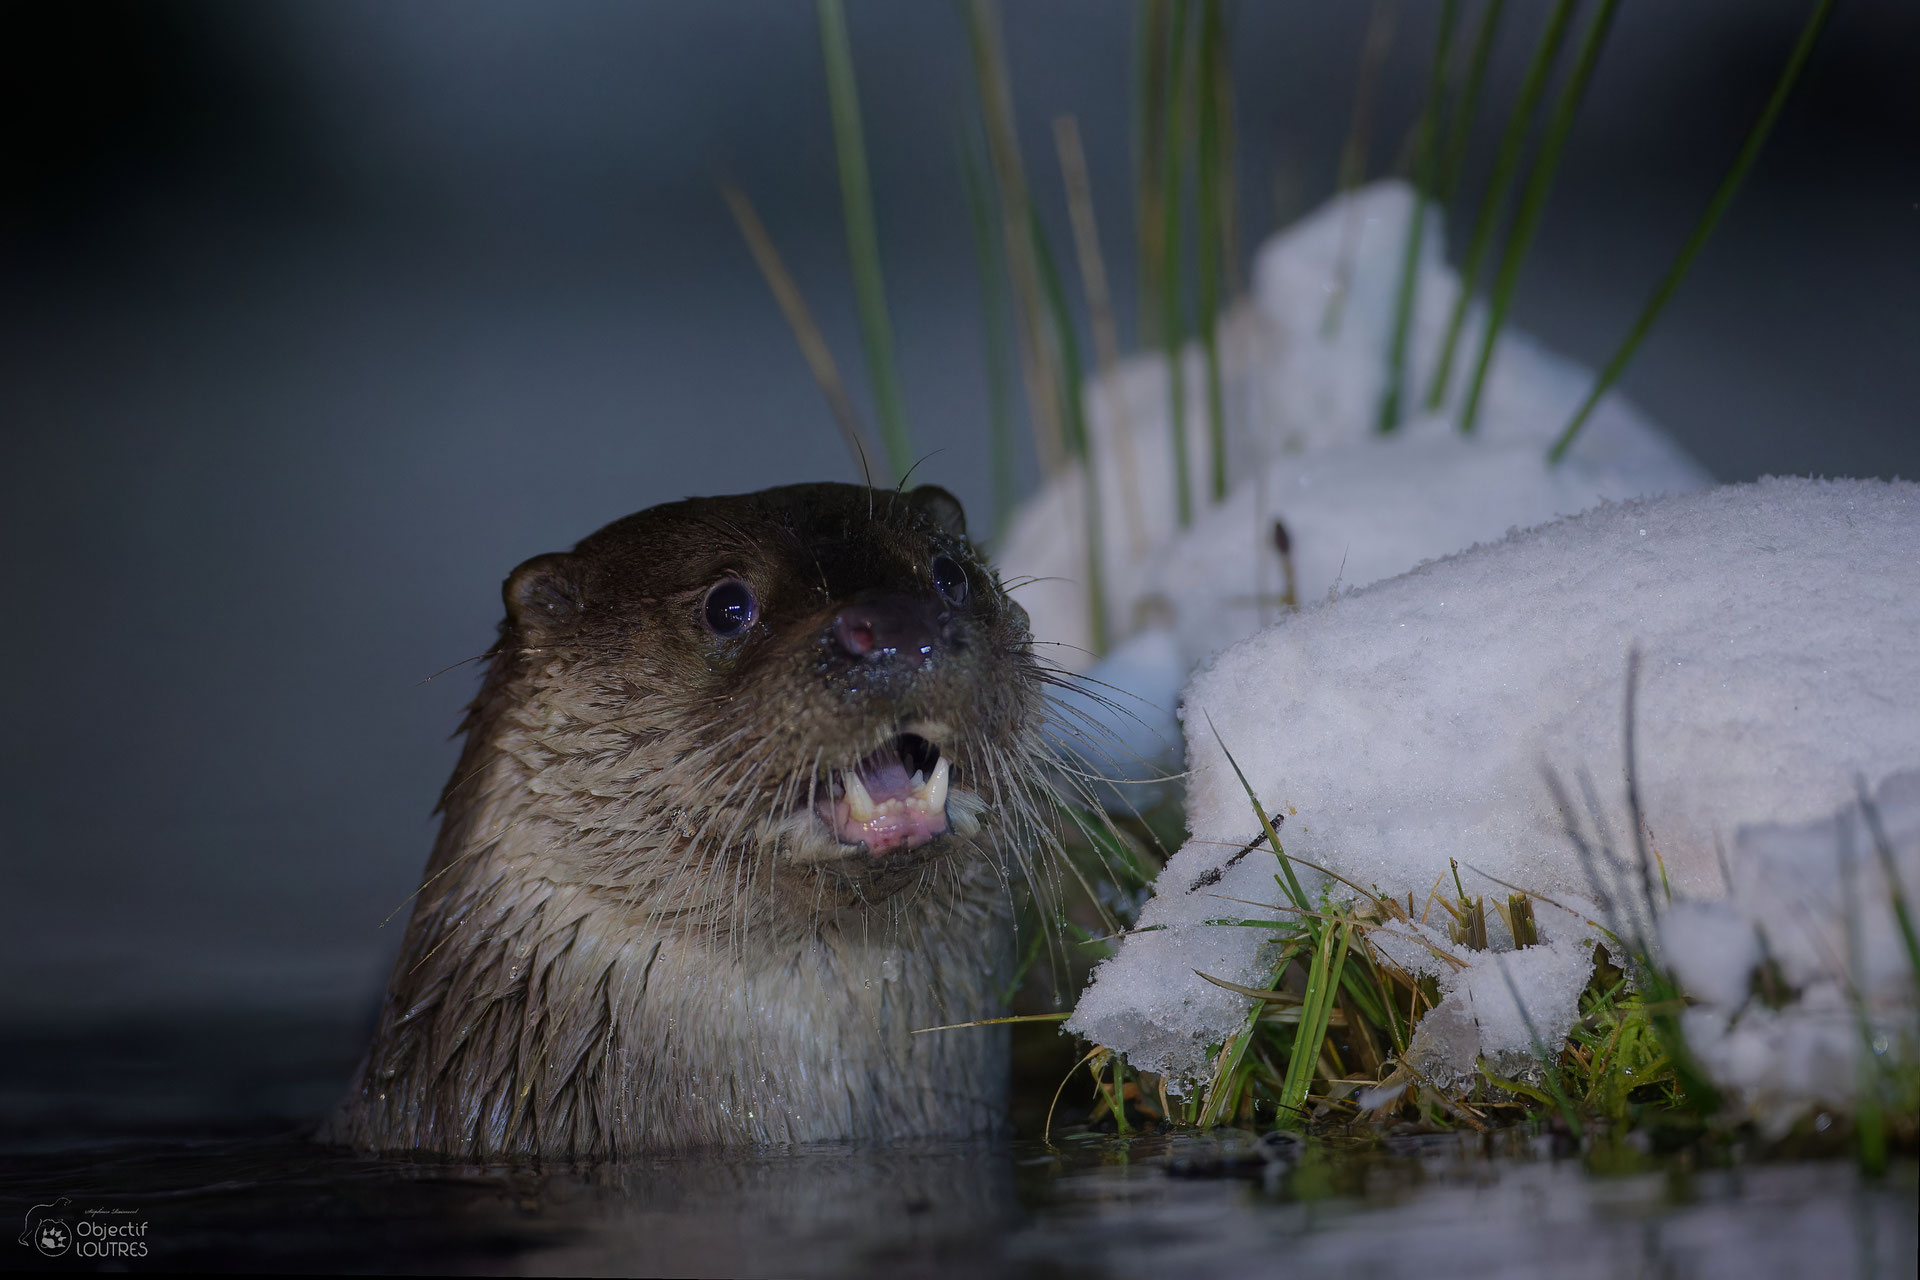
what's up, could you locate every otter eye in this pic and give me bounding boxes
[702,578,757,637]
[930,553,968,606]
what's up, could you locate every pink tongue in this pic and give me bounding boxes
[825,753,950,857]
[834,802,948,856]
[857,757,913,802]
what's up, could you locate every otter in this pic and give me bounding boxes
[323,483,1048,1157]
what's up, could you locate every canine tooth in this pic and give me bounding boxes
[843,770,876,821]
[908,769,925,790]
[924,757,951,812]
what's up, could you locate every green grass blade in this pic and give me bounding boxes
[1159,0,1194,527]
[1060,802,1155,891]
[1279,922,1352,1129]
[1839,819,1889,1175]
[959,133,1018,536]
[1208,1,1239,295]
[1321,0,1398,340]
[1134,0,1170,349]
[1206,716,1311,914]
[1030,210,1111,657]
[1337,955,1405,1054]
[1639,966,1724,1115]
[817,0,912,483]
[1436,0,1506,204]
[1200,940,1304,1127]
[1379,0,1459,434]
[1031,220,1091,461]
[1489,950,1582,1137]
[1198,1016,1259,1127]
[1196,0,1229,499]
[997,916,1050,1004]
[1858,778,1920,991]
[1277,922,1335,1121]
[964,0,1070,477]
[1055,114,1151,559]
[1548,0,1837,463]
[1457,0,1621,435]
[1424,0,1576,412]
[912,1012,1070,1034]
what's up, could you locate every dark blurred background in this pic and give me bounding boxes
[2,0,1914,1028]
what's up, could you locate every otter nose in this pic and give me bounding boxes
[832,596,943,662]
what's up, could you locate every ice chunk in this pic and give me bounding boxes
[1410,935,1602,1090]
[1672,771,1920,1128]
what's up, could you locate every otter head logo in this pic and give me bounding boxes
[18,1199,72,1257]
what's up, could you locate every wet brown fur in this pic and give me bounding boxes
[322,484,1048,1157]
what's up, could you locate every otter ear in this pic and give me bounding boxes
[910,485,967,537]
[504,552,583,642]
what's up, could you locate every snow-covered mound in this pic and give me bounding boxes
[1066,478,1920,1109]
[998,180,1707,680]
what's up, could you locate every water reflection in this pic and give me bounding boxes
[1,1019,1913,1277]
[1012,1131,1914,1280]
[526,1142,1020,1276]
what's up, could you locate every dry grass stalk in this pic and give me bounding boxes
[965,0,1068,477]
[1322,0,1399,338]
[720,181,880,478]
[1052,113,1147,559]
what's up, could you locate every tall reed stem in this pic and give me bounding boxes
[1196,0,1231,499]
[1436,0,1506,205]
[1322,0,1398,340]
[1157,0,1195,527]
[959,135,1018,534]
[721,182,880,481]
[1055,115,1149,559]
[1549,0,1836,463]
[1031,213,1111,657]
[1379,0,1459,434]
[817,0,912,482]
[965,0,1070,477]
[1457,0,1620,435]
[1134,0,1170,350]
[1425,0,1576,413]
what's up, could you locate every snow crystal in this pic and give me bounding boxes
[1067,478,1920,1089]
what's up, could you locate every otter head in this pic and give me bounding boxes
[486,482,1043,930]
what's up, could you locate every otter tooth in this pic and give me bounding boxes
[843,769,877,821]
[923,756,950,812]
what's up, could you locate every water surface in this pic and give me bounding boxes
[3,1016,1912,1276]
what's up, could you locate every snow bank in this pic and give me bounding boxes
[1066,478,1920,1096]
[998,181,1707,684]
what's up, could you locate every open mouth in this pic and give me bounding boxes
[821,732,952,857]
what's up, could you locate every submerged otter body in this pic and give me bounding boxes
[324,483,1046,1157]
